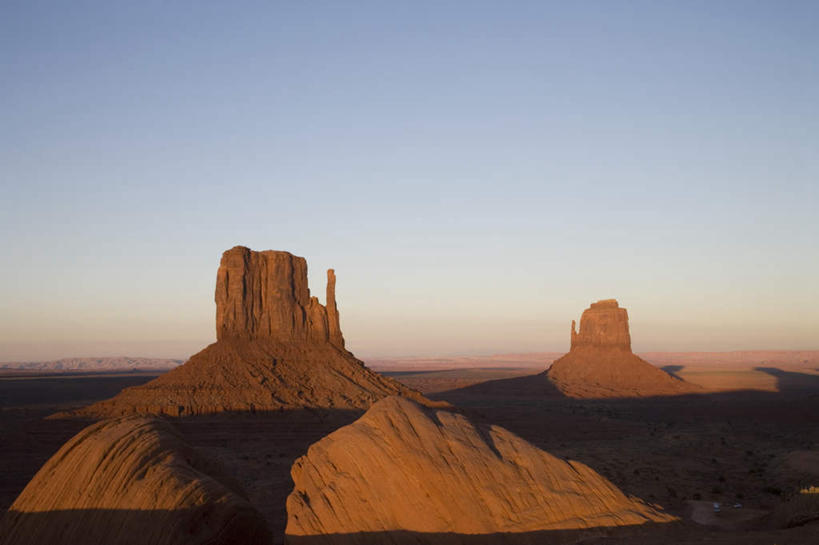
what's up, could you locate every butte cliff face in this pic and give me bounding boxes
[570,299,631,351]
[62,246,434,417]
[215,247,344,348]
[548,300,701,398]
[285,396,675,544]
[0,417,271,545]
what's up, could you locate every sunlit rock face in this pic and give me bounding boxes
[285,396,675,544]
[57,246,437,418]
[215,246,344,348]
[548,300,702,398]
[0,417,271,545]
[570,299,631,351]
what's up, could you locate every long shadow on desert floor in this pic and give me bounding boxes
[0,507,271,545]
[660,365,685,379]
[431,371,819,531]
[755,367,819,392]
[284,519,819,545]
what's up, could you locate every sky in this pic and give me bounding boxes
[1,1,818,361]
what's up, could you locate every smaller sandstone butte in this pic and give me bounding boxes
[547,299,702,398]
[570,299,631,350]
[61,246,435,417]
[0,417,271,545]
[285,397,675,544]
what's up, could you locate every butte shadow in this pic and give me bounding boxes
[55,246,440,419]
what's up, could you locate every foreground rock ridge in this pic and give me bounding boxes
[62,246,434,417]
[548,299,702,398]
[285,396,675,543]
[0,417,271,545]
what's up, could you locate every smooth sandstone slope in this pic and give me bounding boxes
[547,300,702,398]
[0,417,271,545]
[60,246,436,417]
[286,396,675,544]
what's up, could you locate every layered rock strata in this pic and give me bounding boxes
[285,396,675,544]
[548,300,702,398]
[60,246,435,417]
[0,418,271,545]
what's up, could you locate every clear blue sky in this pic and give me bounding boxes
[2,1,817,360]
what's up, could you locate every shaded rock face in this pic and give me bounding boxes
[285,397,675,544]
[549,300,701,398]
[0,418,271,545]
[570,299,631,351]
[60,246,435,418]
[216,246,344,348]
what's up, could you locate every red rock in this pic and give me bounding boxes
[285,397,675,543]
[548,300,702,398]
[570,298,631,350]
[0,418,271,545]
[58,246,439,418]
[215,246,342,345]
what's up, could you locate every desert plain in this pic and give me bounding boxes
[2,350,819,543]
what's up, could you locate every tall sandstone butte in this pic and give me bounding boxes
[214,247,344,347]
[60,246,435,417]
[547,299,702,398]
[285,396,676,545]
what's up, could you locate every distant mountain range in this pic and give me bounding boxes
[0,357,183,372]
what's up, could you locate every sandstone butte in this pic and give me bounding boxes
[546,299,702,398]
[0,417,271,545]
[59,246,436,417]
[285,396,676,544]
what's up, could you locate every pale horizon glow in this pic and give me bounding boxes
[2,2,818,362]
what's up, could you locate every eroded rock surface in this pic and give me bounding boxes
[71,338,431,417]
[215,247,344,348]
[60,246,436,417]
[549,300,701,398]
[285,397,675,543]
[0,418,271,545]
[570,299,631,350]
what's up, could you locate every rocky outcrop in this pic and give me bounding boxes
[0,418,271,545]
[59,246,437,418]
[70,338,433,416]
[548,300,701,398]
[285,397,675,543]
[215,246,344,348]
[570,299,631,350]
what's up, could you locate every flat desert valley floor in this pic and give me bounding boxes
[2,355,819,544]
